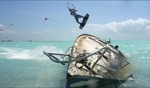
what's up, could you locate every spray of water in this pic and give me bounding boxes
[0,45,64,60]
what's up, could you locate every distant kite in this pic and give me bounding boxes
[11,24,13,26]
[45,17,49,21]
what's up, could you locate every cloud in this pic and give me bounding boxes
[146,26,150,34]
[0,23,19,34]
[87,18,150,34]
[0,23,5,28]
[52,22,55,26]
[71,29,81,34]
[31,30,42,34]
[43,28,50,32]
[0,29,18,34]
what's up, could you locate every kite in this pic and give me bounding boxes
[45,17,49,21]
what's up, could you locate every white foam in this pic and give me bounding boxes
[0,45,64,60]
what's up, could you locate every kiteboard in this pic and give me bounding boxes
[79,13,89,29]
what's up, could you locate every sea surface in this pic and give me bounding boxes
[0,40,150,88]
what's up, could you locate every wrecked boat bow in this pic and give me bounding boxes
[43,34,132,88]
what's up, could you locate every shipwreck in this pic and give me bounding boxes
[43,34,132,88]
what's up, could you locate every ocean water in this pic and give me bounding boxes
[0,40,150,88]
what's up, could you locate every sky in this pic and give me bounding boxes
[0,1,150,41]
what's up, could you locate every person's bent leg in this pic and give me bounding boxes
[75,16,81,24]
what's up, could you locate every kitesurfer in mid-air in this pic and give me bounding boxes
[67,3,84,25]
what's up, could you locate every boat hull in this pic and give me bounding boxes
[43,34,131,88]
[66,34,129,88]
[66,75,125,88]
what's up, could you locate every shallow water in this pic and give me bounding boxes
[0,40,150,87]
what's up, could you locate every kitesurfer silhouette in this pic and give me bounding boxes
[67,3,84,25]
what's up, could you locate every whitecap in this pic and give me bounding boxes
[0,45,63,61]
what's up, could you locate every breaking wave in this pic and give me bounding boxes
[0,45,64,60]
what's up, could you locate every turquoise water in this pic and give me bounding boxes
[0,40,150,87]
